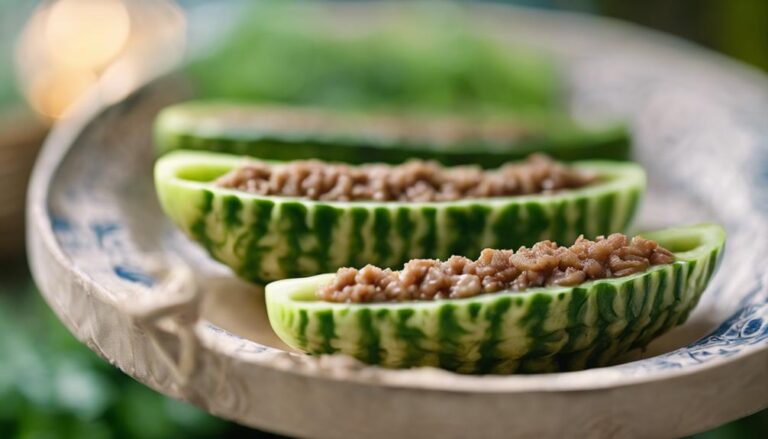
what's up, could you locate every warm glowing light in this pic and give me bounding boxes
[45,0,131,71]
[15,0,185,120]
[27,67,96,118]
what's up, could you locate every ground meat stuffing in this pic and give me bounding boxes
[318,234,676,303]
[215,154,595,202]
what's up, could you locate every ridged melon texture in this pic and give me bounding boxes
[266,223,725,374]
[154,102,629,165]
[155,151,645,283]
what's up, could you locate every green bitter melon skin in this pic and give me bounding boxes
[266,223,725,374]
[153,102,630,165]
[155,151,646,284]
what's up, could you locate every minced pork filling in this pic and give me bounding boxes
[214,154,595,202]
[318,234,675,303]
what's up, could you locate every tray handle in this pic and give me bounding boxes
[121,256,204,400]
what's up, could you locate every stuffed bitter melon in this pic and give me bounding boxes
[266,223,725,373]
[155,151,644,283]
[154,102,630,165]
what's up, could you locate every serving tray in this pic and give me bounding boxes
[28,4,768,438]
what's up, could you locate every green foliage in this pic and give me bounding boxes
[0,0,26,109]
[592,0,768,72]
[186,1,561,114]
[0,271,237,439]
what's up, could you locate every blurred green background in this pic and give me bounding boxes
[0,1,766,438]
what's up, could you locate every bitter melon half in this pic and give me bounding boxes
[155,151,644,283]
[155,102,630,165]
[266,223,725,373]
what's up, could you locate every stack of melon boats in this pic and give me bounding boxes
[154,102,724,374]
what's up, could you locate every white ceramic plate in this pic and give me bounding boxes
[28,4,768,438]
